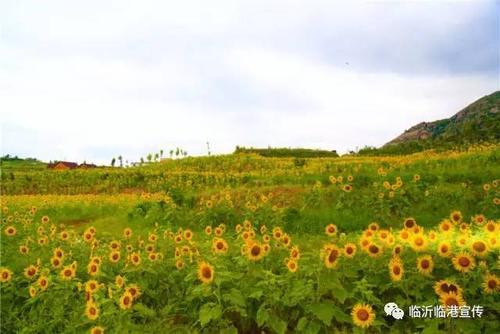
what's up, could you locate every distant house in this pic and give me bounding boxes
[79,163,97,169]
[48,161,78,170]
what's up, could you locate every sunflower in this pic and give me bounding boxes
[19,245,29,255]
[83,280,98,294]
[90,326,105,334]
[115,275,125,288]
[130,252,141,266]
[109,241,120,250]
[472,214,486,225]
[4,226,16,236]
[83,231,94,243]
[403,217,417,229]
[51,256,62,268]
[260,225,267,234]
[439,292,465,309]
[125,284,141,300]
[263,234,271,243]
[343,243,357,258]
[452,253,476,273]
[470,240,489,257]
[41,215,49,224]
[398,230,410,242]
[87,262,100,276]
[85,302,100,320]
[109,251,121,263]
[325,224,337,236]
[123,228,132,238]
[38,236,48,246]
[433,280,462,296]
[324,246,340,269]
[148,252,158,261]
[212,238,229,254]
[52,247,64,259]
[60,231,70,240]
[289,246,300,260]
[482,274,499,294]
[410,234,427,252]
[389,256,404,281]
[342,184,353,192]
[197,261,214,284]
[437,241,452,257]
[204,226,212,235]
[359,237,370,249]
[484,221,497,234]
[235,224,242,234]
[29,285,37,298]
[214,227,223,237]
[281,234,292,247]
[416,255,434,275]
[24,265,38,280]
[351,304,375,328]
[0,268,13,283]
[367,243,382,258]
[247,242,264,261]
[450,210,462,224]
[60,265,76,280]
[37,276,49,291]
[145,244,155,253]
[368,222,379,232]
[392,245,403,256]
[272,227,282,240]
[286,259,298,273]
[118,292,133,310]
[175,259,184,270]
[148,233,158,243]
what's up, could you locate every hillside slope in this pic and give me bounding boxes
[386,91,500,146]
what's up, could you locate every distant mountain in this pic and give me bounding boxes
[385,91,500,146]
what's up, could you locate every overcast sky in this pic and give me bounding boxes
[1,1,498,164]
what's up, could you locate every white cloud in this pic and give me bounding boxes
[0,0,497,164]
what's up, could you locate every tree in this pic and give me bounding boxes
[147,153,152,163]
[160,149,164,159]
[140,157,144,165]
[154,153,159,162]
[169,150,174,158]
[111,157,116,167]
[118,155,123,167]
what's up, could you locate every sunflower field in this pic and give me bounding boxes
[1,145,499,333]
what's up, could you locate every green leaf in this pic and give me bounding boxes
[330,304,351,323]
[268,314,287,334]
[249,290,263,299]
[296,317,308,331]
[199,303,222,326]
[256,304,269,327]
[308,302,335,326]
[133,303,156,318]
[224,288,245,307]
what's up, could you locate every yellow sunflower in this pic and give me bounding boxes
[351,304,375,328]
[343,243,357,258]
[119,292,133,310]
[437,241,452,257]
[24,265,38,280]
[452,253,476,273]
[37,276,49,291]
[247,242,264,261]
[439,292,465,309]
[482,274,499,294]
[197,261,214,284]
[433,280,462,296]
[324,246,341,269]
[0,268,13,283]
[389,257,404,281]
[286,259,298,273]
[470,240,489,257]
[416,255,434,275]
[85,302,100,320]
[90,326,105,334]
[325,224,337,236]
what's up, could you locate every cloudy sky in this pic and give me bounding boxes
[1,1,498,164]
